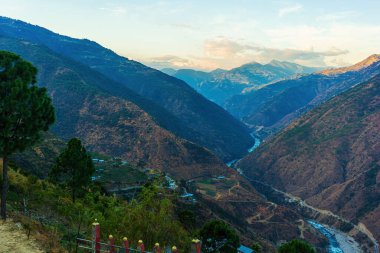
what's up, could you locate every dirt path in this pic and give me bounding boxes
[0,220,44,253]
[297,219,305,239]
[247,177,379,250]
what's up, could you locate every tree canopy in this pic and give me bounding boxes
[6,166,191,251]
[251,242,262,253]
[199,220,240,253]
[0,51,55,156]
[278,239,316,253]
[0,50,55,220]
[49,138,94,202]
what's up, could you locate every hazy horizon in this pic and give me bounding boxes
[1,0,379,71]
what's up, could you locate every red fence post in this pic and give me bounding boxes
[123,237,130,253]
[138,240,145,253]
[92,219,101,253]
[192,239,201,253]
[109,235,115,253]
[154,243,161,253]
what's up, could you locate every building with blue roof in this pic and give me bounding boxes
[238,245,254,253]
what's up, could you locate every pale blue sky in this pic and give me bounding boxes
[1,0,379,70]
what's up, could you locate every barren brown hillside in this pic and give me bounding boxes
[238,75,380,241]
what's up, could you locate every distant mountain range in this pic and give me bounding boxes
[163,60,320,105]
[224,54,380,138]
[237,75,380,241]
[166,55,380,142]
[0,16,254,163]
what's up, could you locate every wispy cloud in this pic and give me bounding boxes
[203,37,347,65]
[316,11,359,22]
[203,37,255,58]
[169,23,197,30]
[278,3,303,17]
[99,4,127,16]
[146,37,348,70]
[148,55,193,69]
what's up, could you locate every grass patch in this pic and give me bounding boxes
[97,165,147,184]
[197,183,217,197]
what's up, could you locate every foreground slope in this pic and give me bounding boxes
[238,75,380,240]
[0,36,229,179]
[0,16,253,161]
[0,221,44,253]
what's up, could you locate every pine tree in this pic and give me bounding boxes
[0,51,55,220]
[50,138,94,202]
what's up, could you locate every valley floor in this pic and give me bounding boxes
[237,170,375,252]
[0,220,44,253]
[328,227,362,253]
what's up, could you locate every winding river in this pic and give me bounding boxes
[308,221,344,253]
[225,135,360,253]
[226,135,261,167]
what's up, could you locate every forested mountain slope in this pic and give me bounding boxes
[0,16,254,161]
[0,36,229,179]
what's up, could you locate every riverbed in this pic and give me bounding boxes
[308,220,363,253]
[227,135,366,252]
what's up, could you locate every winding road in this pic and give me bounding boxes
[246,176,379,253]
[227,135,378,253]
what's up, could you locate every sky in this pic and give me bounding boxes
[1,0,380,71]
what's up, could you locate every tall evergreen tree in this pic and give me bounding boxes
[0,51,55,220]
[50,138,94,202]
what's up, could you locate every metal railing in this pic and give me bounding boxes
[77,238,157,253]
[76,220,203,253]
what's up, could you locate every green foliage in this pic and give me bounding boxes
[116,184,190,249]
[251,242,262,253]
[49,138,94,202]
[177,209,196,230]
[10,132,65,178]
[7,168,190,251]
[278,239,316,253]
[199,220,240,253]
[0,51,55,220]
[0,51,55,156]
[95,163,147,185]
